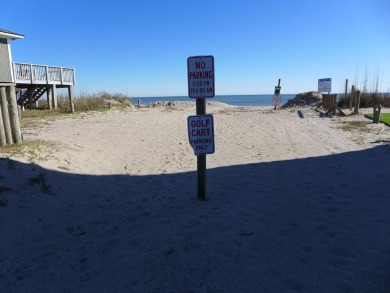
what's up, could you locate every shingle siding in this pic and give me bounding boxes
[0,39,13,83]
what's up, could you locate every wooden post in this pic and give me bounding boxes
[274,79,281,110]
[332,94,337,115]
[373,105,378,123]
[52,85,57,109]
[0,89,6,146]
[46,86,52,109]
[0,87,13,144]
[16,90,22,118]
[196,98,206,200]
[349,85,355,111]
[354,90,361,114]
[373,104,382,123]
[68,85,74,113]
[7,85,22,144]
[28,87,34,109]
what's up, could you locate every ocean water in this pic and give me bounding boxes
[133,94,297,107]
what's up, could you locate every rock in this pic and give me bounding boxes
[282,91,322,108]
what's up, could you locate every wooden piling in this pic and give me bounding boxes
[7,85,22,143]
[68,85,74,113]
[344,79,348,111]
[0,86,13,144]
[0,94,6,146]
[28,88,34,109]
[46,86,52,109]
[373,104,382,124]
[52,85,57,109]
[349,85,355,111]
[354,90,361,114]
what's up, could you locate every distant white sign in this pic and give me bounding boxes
[188,115,215,155]
[187,56,215,98]
[318,78,332,93]
[272,95,281,106]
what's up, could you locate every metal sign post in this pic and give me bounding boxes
[187,55,215,200]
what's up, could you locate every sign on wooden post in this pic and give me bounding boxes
[273,79,281,110]
[188,115,215,155]
[187,55,215,200]
[187,56,214,98]
[318,78,332,93]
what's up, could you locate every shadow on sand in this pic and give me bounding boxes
[1,145,390,292]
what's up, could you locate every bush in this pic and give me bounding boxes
[56,91,133,113]
[337,92,390,109]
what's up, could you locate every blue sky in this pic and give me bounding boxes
[3,0,390,97]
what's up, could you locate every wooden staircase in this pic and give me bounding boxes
[17,87,48,108]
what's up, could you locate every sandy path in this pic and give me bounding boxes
[19,103,387,174]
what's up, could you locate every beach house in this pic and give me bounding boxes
[0,28,76,146]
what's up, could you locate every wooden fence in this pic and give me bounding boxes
[319,94,345,116]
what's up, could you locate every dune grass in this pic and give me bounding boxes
[20,91,134,127]
[337,71,390,108]
[56,91,133,113]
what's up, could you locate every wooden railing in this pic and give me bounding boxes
[13,62,75,85]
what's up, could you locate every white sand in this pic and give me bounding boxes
[1,102,389,292]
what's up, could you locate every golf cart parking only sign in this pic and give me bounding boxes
[187,56,215,98]
[188,115,215,155]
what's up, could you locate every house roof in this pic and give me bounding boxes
[0,28,24,40]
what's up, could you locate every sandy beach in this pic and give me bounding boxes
[1,102,389,292]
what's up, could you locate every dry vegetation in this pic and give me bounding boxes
[35,91,134,113]
[0,139,64,162]
[338,92,390,108]
[337,72,390,108]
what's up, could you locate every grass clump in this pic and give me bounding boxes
[337,93,390,109]
[32,91,133,114]
[19,91,134,127]
[56,91,133,113]
[0,139,64,162]
[337,69,390,108]
[20,109,65,128]
[337,121,371,133]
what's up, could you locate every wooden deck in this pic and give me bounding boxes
[12,63,76,111]
[13,62,75,86]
